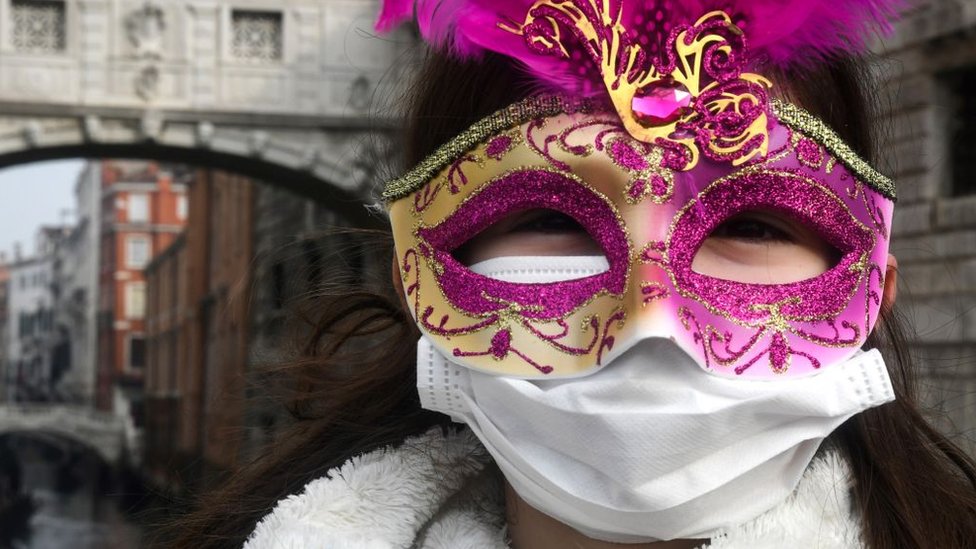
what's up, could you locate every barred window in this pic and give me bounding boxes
[231,10,282,62]
[943,67,976,196]
[12,0,66,54]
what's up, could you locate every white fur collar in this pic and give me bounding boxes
[244,429,863,549]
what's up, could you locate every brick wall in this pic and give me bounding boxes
[144,168,254,485]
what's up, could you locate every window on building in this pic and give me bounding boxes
[176,194,188,221]
[129,335,147,370]
[12,0,66,54]
[128,193,150,223]
[943,66,976,196]
[125,282,146,319]
[18,312,28,337]
[125,235,152,269]
[231,10,283,62]
[271,261,286,309]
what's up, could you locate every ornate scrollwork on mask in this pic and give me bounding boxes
[502,3,773,171]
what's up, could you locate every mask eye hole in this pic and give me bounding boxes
[451,208,609,281]
[691,209,842,284]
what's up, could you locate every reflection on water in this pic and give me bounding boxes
[2,436,144,549]
[26,489,142,549]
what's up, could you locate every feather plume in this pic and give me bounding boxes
[375,0,901,94]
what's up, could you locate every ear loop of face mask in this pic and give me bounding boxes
[467,255,610,283]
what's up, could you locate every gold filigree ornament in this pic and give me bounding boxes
[501,2,773,171]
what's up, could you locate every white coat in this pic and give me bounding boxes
[244,428,863,549]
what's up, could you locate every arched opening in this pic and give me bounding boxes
[0,430,138,548]
[0,142,393,544]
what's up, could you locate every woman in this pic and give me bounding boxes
[168,1,976,547]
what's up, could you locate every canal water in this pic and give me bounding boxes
[3,436,145,549]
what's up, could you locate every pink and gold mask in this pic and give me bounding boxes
[387,95,894,380]
[382,5,896,380]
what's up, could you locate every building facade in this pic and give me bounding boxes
[144,168,253,485]
[879,1,976,453]
[0,254,9,401]
[95,161,188,425]
[48,163,102,405]
[3,228,69,402]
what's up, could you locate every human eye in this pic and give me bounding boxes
[452,208,605,266]
[692,210,841,284]
[508,209,589,235]
[707,212,796,243]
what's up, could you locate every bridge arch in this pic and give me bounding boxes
[0,405,126,464]
[0,0,413,227]
[0,112,395,227]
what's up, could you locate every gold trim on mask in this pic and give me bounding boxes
[382,96,602,202]
[382,96,895,204]
[772,100,895,199]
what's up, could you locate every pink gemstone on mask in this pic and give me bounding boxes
[632,79,692,126]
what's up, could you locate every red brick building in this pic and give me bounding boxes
[96,161,189,422]
[144,169,253,484]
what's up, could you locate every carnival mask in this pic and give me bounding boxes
[379,2,897,380]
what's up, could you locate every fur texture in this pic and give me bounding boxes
[244,428,864,548]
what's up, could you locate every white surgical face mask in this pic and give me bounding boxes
[415,256,896,542]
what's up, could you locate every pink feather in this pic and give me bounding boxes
[374,0,902,94]
[374,0,414,32]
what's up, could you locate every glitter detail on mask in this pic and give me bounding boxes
[772,100,895,200]
[604,137,674,204]
[847,180,890,239]
[503,8,773,171]
[401,247,503,337]
[522,316,600,355]
[668,169,874,323]
[638,240,668,269]
[387,98,894,379]
[383,95,601,202]
[453,328,556,374]
[690,77,771,167]
[825,157,837,174]
[641,282,669,306]
[415,129,525,214]
[486,134,515,160]
[447,154,481,193]
[416,168,630,320]
[382,96,895,204]
[678,304,826,375]
[596,308,628,365]
[795,136,825,169]
[523,116,675,204]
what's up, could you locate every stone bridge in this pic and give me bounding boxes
[0,0,411,225]
[0,404,127,463]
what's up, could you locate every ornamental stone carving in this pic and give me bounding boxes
[126,2,166,101]
[126,1,165,59]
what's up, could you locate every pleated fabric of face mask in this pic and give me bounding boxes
[417,332,894,542]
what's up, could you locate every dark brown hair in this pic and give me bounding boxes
[161,51,976,548]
